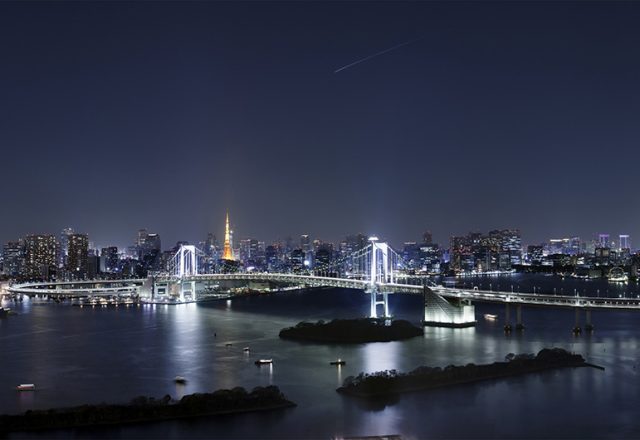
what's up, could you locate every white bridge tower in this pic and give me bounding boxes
[367,236,393,319]
[175,245,198,301]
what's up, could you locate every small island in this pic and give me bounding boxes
[337,348,595,397]
[0,386,295,433]
[279,318,423,343]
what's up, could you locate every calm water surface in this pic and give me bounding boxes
[2,274,640,439]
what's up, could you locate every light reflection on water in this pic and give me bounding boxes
[3,283,640,438]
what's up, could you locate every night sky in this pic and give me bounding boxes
[1,1,639,249]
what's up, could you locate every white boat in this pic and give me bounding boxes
[484,314,498,321]
[609,275,628,283]
[174,376,187,384]
[255,359,272,365]
[243,347,250,352]
[16,384,35,391]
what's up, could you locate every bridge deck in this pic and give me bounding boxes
[7,274,640,310]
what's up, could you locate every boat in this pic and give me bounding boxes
[484,314,498,321]
[225,343,233,347]
[243,347,250,352]
[16,384,35,391]
[330,359,346,366]
[174,376,187,384]
[255,359,272,366]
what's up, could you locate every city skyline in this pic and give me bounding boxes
[1,215,634,254]
[2,2,640,249]
[2,221,636,250]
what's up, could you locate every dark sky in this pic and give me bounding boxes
[1,1,639,250]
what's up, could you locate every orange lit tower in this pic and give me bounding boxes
[222,212,234,260]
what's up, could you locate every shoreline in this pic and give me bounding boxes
[337,349,600,398]
[279,318,423,344]
[0,386,295,433]
[2,401,297,433]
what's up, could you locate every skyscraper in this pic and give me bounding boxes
[101,246,119,273]
[2,240,23,277]
[59,227,74,268]
[24,235,57,280]
[300,234,311,252]
[67,234,89,279]
[619,234,630,251]
[223,212,234,260]
[599,233,610,248]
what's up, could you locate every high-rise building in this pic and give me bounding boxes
[223,213,234,260]
[402,242,420,269]
[527,245,544,265]
[101,246,119,273]
[290,249,305,273]
[24,234,57,280]
[137,229,148,248]
[67,234,89,279]
[145,234,161,253]
[423,230,433,245]
[599,233,610,248]
[205,233,217,257]
[300,235,311,253]
[2,240,23,277]
[620,234,631,251]
[315,243,334,269]
[59,227,74,268]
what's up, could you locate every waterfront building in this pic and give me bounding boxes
[67,234,89,279]
[527,245,544,265]
[101,246,119,273]
[2,240,23,277]
[58,227,74,268]
[87,253,99,279]
[136,231,161,272]
[402,242,421,269]
[419,243,442,274]
[24,234,57,280]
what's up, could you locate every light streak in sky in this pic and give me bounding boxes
[334,37,423,73]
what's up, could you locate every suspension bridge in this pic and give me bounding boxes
[8,237,640,331]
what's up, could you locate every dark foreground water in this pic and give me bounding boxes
[2,274,640,439]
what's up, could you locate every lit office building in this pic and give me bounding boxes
[67,234,89,279]
[101,246,119,273]
[24,234,57,280]
[2,240,23,277]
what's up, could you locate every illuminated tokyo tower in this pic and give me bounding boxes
[222,212,234,260]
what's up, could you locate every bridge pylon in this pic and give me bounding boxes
[367,237,392,318]
[368,285,390,319]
